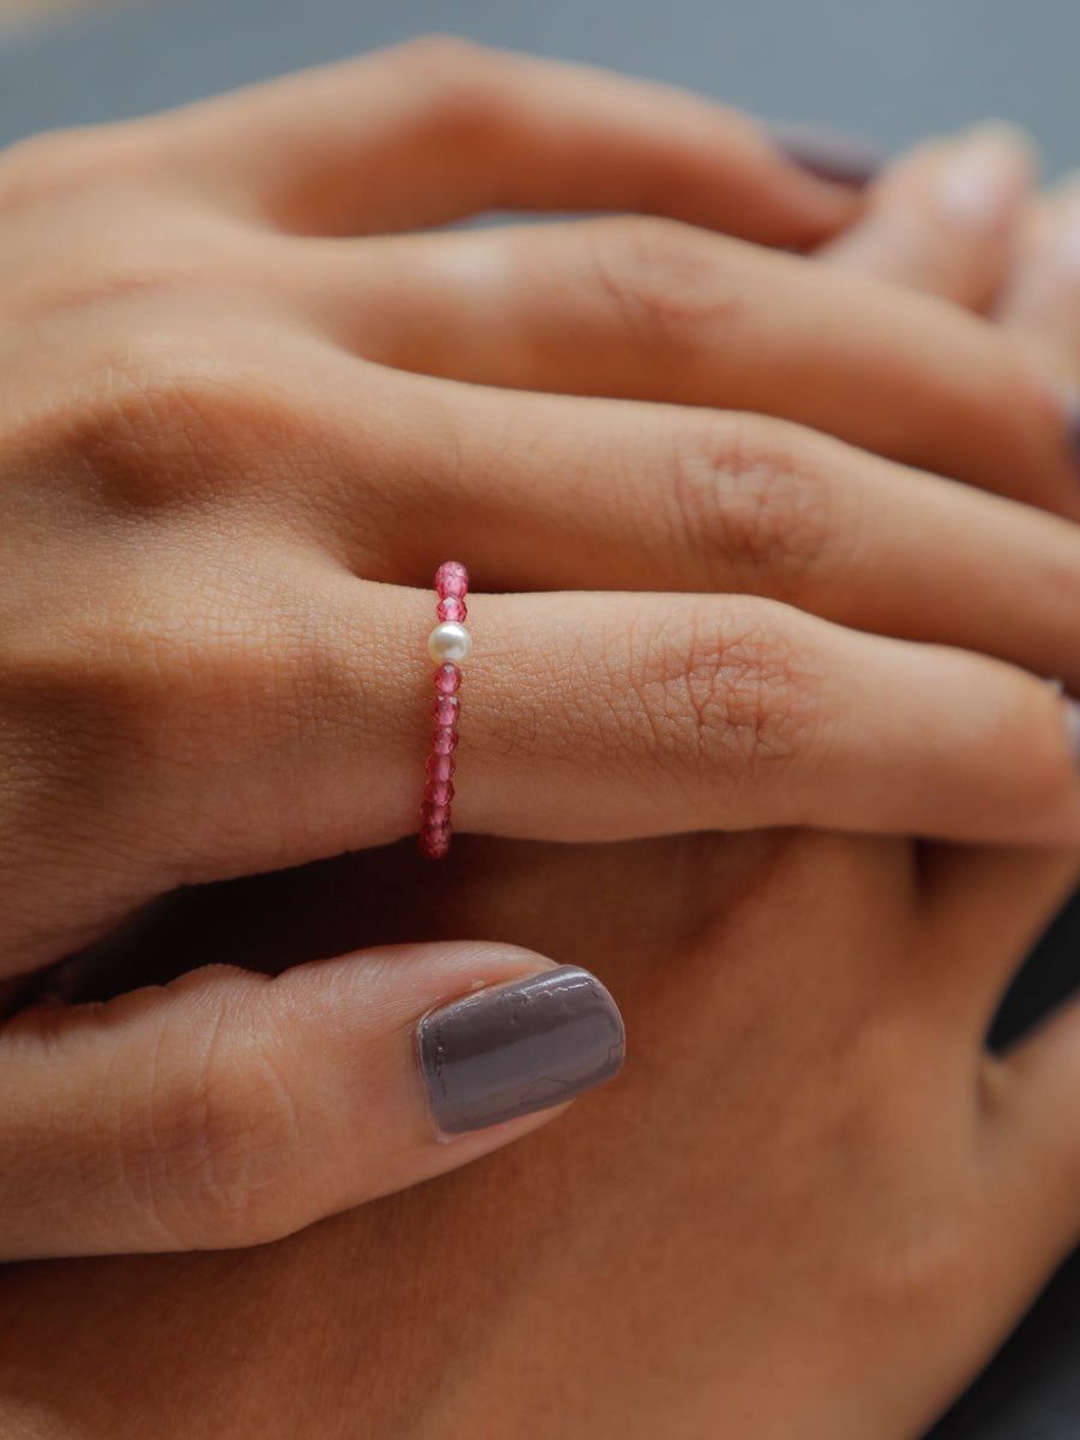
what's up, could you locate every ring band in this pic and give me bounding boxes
[419,562,471,860]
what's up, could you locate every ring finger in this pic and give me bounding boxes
[102,560,1080,890]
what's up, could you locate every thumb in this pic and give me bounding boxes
[0,946,624,1259]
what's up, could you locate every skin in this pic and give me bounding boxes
[4,39,1080,1436]
[3,45,1080,1258]
[3,828,1080,1440]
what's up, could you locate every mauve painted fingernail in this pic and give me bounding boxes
[417,965,625,1136]
[765,121,888,188]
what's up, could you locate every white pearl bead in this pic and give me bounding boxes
[428,621,472,666]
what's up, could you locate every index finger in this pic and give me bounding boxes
[141,37,867,243]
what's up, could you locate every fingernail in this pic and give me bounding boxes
[766,120,887,188]
[417,965,625,1136]
[1066,698,1080,768]
[935,122,1037,227]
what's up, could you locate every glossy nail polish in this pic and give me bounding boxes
[766,121,887,188]
[417,965,625,1136]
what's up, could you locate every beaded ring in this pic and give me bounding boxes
[419,562,471,860]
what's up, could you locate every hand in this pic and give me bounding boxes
[0,38,869,1259]
[4,825,1080,1440]
[2,40,1080,1260]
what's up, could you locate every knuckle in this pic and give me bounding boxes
[621,600,813,784]
[0,130,94,207]
[0,124,148,213]
[588,216,741,348]
[53,349,271,514]
[391,32,488,71]
[665,416,836,599]
[388,34,506,140]
[140,983,303,1249]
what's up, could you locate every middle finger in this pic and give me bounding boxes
[285,216,1080,516]
[303,361,1080,695]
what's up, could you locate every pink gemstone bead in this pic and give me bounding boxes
[433,727,459,755]
[434,663,461,696]
[434,561,469,600]
[436,596,468,624]
[419,826,452,860]
[432,695,460,727]
[426,752,456,782]
[421,563,469,860]
[424,779,455,806]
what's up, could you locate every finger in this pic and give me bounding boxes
[309,374,1080,678]
[115,555,1080,889]
[147,38,864,244]
[294,218,1079,514]
[443,594,1080,850]
[820,123,1037,306]
[0,948,624,1258]
[996,172,1080,386]
[37,510,1080,900]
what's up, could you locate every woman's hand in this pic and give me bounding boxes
[0,37,881,1260]
[1,39,1080,1260]
[3,822,1080,1440]
[4,44,1080,952]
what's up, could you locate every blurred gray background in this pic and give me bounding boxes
[0,0,1079,171]
[1,1,1079,1436]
